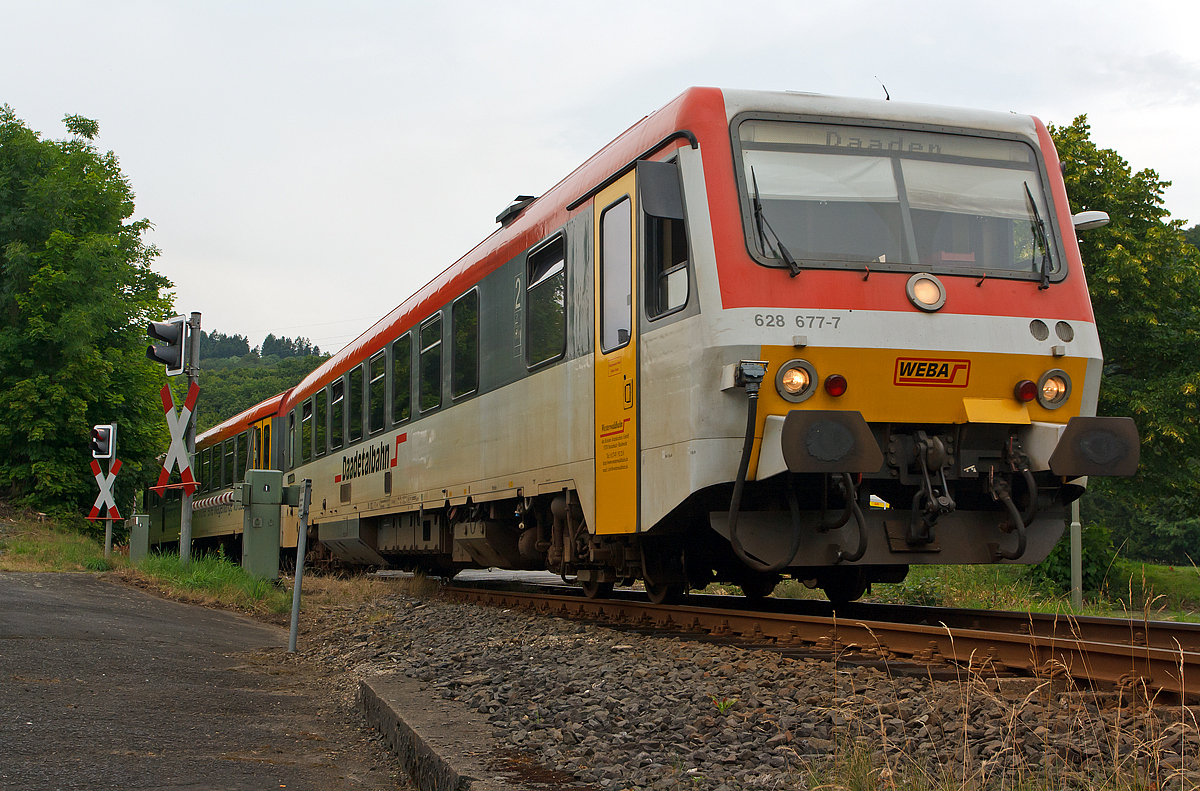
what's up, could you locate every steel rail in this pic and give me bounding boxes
[445,586,1200,700]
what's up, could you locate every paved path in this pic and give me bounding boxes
[0,572,401,790]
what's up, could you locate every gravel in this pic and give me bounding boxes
[301,591,1200,790]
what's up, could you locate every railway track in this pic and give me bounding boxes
[443,579,1200,701]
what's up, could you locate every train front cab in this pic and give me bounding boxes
[684,97,1140,601]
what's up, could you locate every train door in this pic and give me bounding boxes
[593,171,639,534]
[251,416,272,470]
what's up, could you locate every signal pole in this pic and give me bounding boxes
[179,312,201,565]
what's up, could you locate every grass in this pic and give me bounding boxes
[0,509,112,572]
[125,550,293,616]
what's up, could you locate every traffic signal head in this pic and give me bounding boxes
[90,424,116,459]
[147,315,186,376]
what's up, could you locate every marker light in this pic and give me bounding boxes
[824,374,848,397]
[1036,369,1072,409]
[906,273,946,312]
[1014,380,1037,403]
[775,359,818,403]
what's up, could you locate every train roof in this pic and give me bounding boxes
[280,87,1049,413]
[196,391,289,448]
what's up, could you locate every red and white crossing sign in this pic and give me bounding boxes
[88,458,122,521]
[155,381,199,496]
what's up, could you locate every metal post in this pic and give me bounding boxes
[1070,499,1083,610]
[288,478,312,654]
[104,516,113,558]
[179,312,201,565]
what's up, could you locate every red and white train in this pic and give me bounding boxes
[149,87,1137,602]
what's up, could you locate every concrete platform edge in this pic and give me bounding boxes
[359,674,506,791]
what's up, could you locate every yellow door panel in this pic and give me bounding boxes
[594,171,639,535]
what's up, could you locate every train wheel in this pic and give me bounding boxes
[645,581,685,605]
[581,580,614,599]
[740,572,781,602]
[821,569,869,604]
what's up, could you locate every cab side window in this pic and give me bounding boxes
[639,159,690,318]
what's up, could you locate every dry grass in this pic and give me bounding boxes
[0,508,113,573]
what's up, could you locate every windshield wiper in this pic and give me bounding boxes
[1024,181,1052,290]
[751,167,801,277]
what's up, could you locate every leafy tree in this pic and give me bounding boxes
[199,329,251,361]
[0,107,173,516]
[260,333,320,359]
[1184,224,1199,251]
[1051,116,1200,563]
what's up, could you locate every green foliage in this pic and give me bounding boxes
[136,548,292,613]
[0,106,173,516]
[1183,223,1199,250]
[1050,117,1200,563]
[193,354,327,433]
[1026,521,1116,594]
[260,332,320,358]
[199,329,251,361]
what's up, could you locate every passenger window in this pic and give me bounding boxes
[236,431,247,481]
[314,391,327,456]
[452,291,479,398]
[349,366,364,443]
[301,400,312,463]
[223,439,234,487]
[420,314,442,412]
[331,382,344,450]
[392,335,411,424]
[526,238,566,367]
[600,197,633,352]
[200,448,210,493]
[288,412,295,470]
[262,423,271,469]
[369,352,386,433]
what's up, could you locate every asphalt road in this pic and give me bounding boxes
[0,572,401,790]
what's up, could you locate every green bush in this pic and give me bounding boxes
[1026,522,1115,594]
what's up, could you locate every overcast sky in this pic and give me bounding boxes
[4,0,1198,353]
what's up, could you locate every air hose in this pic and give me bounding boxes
[728,382,804,574]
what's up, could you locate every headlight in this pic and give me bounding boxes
[1036,369,1071,409]
[906,272,946,312]
[775,359,818,403]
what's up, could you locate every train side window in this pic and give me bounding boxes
[526,237,566,368]
[392,334,411,425]
[236,431,247,481]
[223,439,234,487]
[452,290,478,399]
[420,314,442,412]
[315,391,327,456]
[330,382,344,450]
[301,400,313,463]
[639,159,689,318]
[349,365,364,443]
[288,412,296,470]
[600,197,633,352]
[263,423,271,469]
[369,351,386,434]
[200,448,210,493]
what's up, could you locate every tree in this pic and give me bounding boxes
[260,333,321,359]
[1051,116,1200,562]
[199,330,252,361]
[1184,224,1199,251]
[0,107,173,517]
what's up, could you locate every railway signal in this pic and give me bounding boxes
[147,315,186,376]
[90,424,116,459]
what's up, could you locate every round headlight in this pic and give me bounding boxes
[775,359,818,403]
[906,273,946,312]
[1036,369,1071,409]
[782,367,810,394]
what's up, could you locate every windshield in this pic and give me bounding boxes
[737,119,1059,279]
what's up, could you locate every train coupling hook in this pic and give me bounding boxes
[908,430,955,545]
